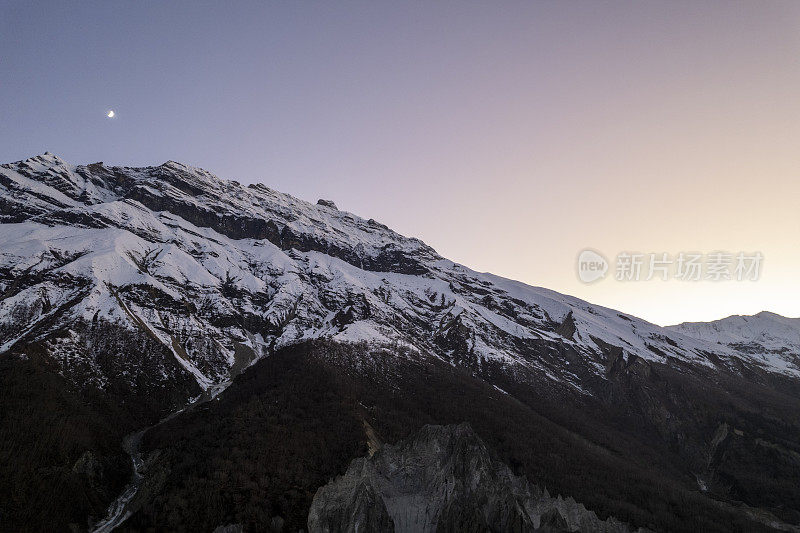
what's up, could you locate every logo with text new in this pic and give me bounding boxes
[577,249,608,283]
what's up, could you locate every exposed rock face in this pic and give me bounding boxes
[212,525,243,533]
[308,423,638,533]
[317,199,338,210]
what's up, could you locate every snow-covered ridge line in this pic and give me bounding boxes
[1,153,799,398]
[1,152,436,273]
[667,312,800,375]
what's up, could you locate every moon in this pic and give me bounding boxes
[107,110,115,118]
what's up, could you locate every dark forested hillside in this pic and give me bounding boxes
[0,352,130,533]
[117,341,794,532]
[0,324,200,533]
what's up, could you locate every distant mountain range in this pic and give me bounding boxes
[1,154,799,532]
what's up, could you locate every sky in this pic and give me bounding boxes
[2,1,799,326]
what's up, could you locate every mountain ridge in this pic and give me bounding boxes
[2,153,800,532]
[2,153,798,387]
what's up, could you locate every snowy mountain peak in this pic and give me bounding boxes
[669,311,800,372]
[1,155,799,400]
[28,151,68,164]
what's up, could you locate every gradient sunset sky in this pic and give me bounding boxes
[2,1,799,325]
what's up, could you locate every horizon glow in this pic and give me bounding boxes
[2,1,798,326]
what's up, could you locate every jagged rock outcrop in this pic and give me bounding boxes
[308,423,639,533]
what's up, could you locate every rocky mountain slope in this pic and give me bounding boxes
[1,153,799,532]
[308,423,640,532]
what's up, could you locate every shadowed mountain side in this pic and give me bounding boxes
[119,341,787,532]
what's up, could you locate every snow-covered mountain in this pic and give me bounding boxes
[4,153,800,532]
[668,312,800,375]
[1,153,798,399]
